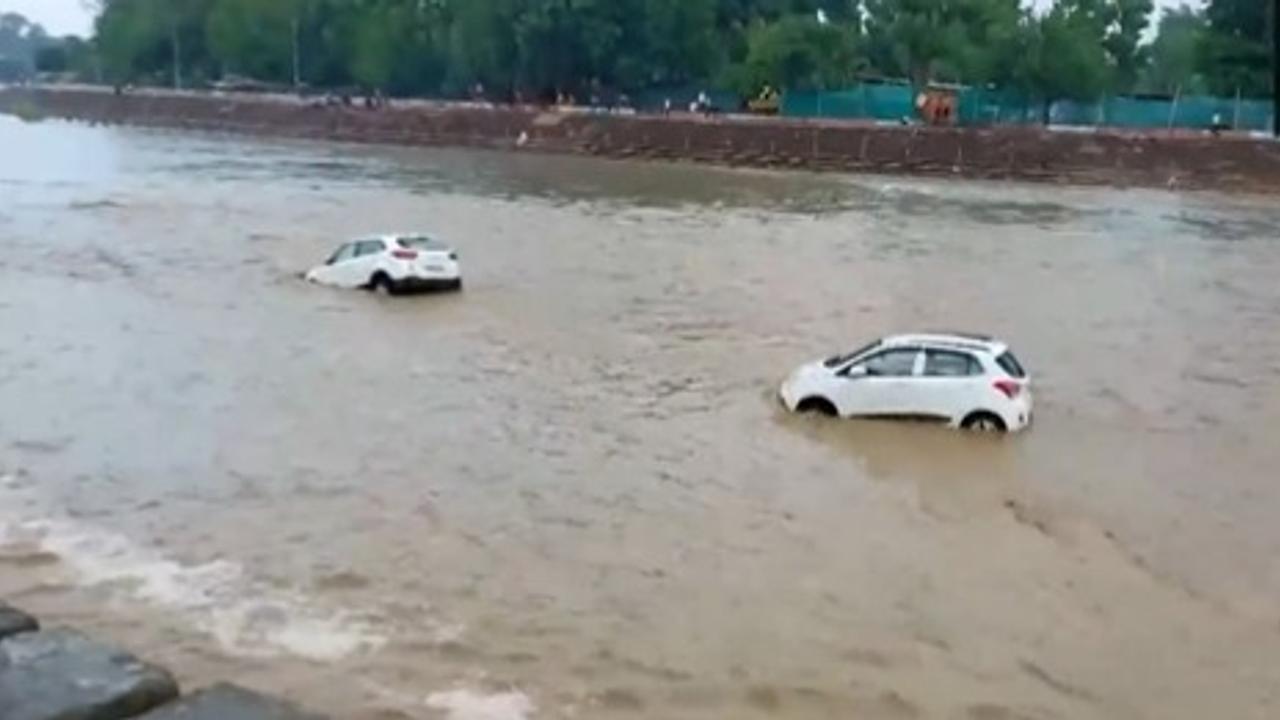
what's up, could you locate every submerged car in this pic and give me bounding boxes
[306,234,462,293]
[780,333,1032,433]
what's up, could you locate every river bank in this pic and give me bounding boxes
[3,85,1279,193]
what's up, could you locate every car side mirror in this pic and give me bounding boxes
[841,365,869,379]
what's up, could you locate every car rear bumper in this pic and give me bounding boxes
[1001,399,1034,432]
[392,276,463,292]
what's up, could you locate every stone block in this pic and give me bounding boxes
[0,628,179,720]
[0,603,38,640]
[136,684,328,720]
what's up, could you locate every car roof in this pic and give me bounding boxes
[881,332,1008,355]
[345,233,449,246]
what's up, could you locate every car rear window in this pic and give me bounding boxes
[996,351,1027,378]
[397,236,448,251]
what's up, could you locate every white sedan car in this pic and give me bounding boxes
[780,333,1033,433]
[306,234,462,294]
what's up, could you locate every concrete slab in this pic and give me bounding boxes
[0,628,179,720]
[0,603,39,640]
[135,684,328,720]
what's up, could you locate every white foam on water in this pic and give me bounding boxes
[363,680,535,720]
[0,494,385,662]
[425,689,536,720]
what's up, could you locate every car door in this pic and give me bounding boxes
[311,243,358,286]
[917,349,985,422]
[831,348,922,418]
[343,239,386,287]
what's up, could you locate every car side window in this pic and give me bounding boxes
[328,244,357,264]
[924,350,982,377]
[354,240,384,257]
[860,349,919,377]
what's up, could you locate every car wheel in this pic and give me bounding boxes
[370,273,395,295]
[796,397,838,417]
[962,412,1007,433]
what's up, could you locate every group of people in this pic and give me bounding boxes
[310,89,389,110]
[301,80,730,120]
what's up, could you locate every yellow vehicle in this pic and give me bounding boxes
[748,85,780,115]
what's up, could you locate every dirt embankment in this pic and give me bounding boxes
[4,85,1279,192]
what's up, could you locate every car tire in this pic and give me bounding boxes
[796,397,838,417]
[369,272,396,295]
[961,412,1007,433]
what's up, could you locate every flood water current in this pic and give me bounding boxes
[2,115,1279,719]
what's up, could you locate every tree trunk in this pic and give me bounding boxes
[1273,0,1279,136]
[171,15,182,90]
[291,16,301,89]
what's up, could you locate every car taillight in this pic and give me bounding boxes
[993,379,1023,399]
[392,249,418,260]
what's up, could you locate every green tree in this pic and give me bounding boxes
[1036,0,1152,94]
[1141,5,1206,95]
[1198,0,1274,97]
[444,0,518,95]
[94,0,167,83]
[349,0,445,95]
[1019,1,1112,121]
[94,0,217,86]
[34,44,68,73]
[727,13,863,94]
[66,0,1207,110]
[642,0,720,87]
[864,0,1022,86]
[945,0,1023,84]
[1106,0,1154,92]
[206,0,301,83]
[0,12,49,81]
[0,12,49,68]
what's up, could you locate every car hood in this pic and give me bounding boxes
[786,360,832,384]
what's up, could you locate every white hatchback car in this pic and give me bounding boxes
[306,234,462,294]
[780,333,1033,432]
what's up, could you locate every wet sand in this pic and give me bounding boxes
[2,116,1279,719]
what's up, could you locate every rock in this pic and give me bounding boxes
[136,684,328,720]
[0,603,39,639]
[0,628,179,720]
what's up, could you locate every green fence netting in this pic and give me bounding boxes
[784,85,915,122]
[783,84,1275,132]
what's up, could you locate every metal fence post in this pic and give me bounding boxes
[1274,0,1279,136]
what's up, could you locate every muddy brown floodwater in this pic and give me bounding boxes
[2,115,1279,720]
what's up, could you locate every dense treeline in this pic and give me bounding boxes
[20,1,1278,106]
[0,13,54,80]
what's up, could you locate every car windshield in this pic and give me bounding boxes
[823,340,882,369]
[996,351,1027,378]
[397,236,448,251]
[326,244,353,264]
